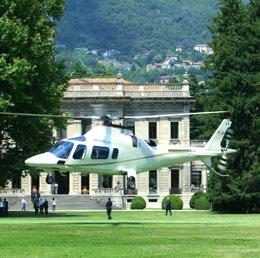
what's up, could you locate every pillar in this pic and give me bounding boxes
[201,167,207,189]
[89,173,98,194]
[67,120,81,137]
[69,172,81,195]
[21,174,32,195]
[182,162,191,193]
[39,172,52,195]
[112,175,124,188]
[137,172,149,195]
[158,168,170,195]
[182,72,190,97]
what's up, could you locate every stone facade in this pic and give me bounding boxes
[2,75,208,208]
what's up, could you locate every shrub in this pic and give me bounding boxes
[130,196,146,209]
[189,191,207,209]
[195,196,211,210]
[161,194,183,210]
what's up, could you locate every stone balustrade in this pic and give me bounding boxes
[0,188,25,196]
[64,83,190,98]
[92,188,120,195]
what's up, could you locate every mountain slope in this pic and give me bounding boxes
[57,0,218,55]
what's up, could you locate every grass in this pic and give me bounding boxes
[0,210,260,258]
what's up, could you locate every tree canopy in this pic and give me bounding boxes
[0,0,67,185]
[201,0,260,212]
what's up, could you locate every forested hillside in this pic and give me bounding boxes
[57,0,218,55]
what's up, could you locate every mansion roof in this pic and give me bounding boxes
[64,77,194,101]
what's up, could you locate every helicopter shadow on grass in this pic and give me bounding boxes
[58,221,144,227]
[6,211,86,218]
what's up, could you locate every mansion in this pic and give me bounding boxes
[2,74,207,208]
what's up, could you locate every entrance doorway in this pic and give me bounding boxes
[54,171,69,194]
[31,175,39,191]
[81,175,89,194]
[171,169,180,194]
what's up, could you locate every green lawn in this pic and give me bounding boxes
[0,211,260,258]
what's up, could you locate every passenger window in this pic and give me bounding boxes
[112,148,119,159]
[91,146,109,159]
[73,145,87,159]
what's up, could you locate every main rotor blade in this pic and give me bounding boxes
[0,112,99,120]
[0,110,228,121]
[125,111,229,120]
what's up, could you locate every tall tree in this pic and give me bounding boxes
[205,0,260,212]
[69,62,93,78]
[0,0,67,185]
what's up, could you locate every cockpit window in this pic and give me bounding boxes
[73,145,87,160]
[91,146,109,159]
[49,141,74,159]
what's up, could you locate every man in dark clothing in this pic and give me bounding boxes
[39,198,44,214]
[165,197,172,216]
[106,198,113,220]
[3,198,8,216]
[34,198,39,215]
[44,199,49,215]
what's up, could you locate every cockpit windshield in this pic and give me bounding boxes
[49,141,74,159]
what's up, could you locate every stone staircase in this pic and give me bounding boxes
[5,195,124,211]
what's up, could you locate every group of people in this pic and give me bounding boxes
[0,198,8,216]
[21,196,57,214]
[33,198,49,215]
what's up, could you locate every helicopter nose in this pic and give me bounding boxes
[25,152,58,168]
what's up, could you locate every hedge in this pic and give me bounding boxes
[189,191,207,209]
[195,196,211,210]
[130,196,146,209]
[161,194,183,210]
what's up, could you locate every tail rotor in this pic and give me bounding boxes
[217,128,234,172]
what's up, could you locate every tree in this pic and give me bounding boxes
[189,75,212,140]
[204,0,260,212]
[0,1,67,185]
[94,63,114,77]
[69,62,93,78]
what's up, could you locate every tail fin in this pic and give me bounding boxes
[201,119,235,177]
[205,119,232,151]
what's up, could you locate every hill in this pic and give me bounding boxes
[56,0,218,56]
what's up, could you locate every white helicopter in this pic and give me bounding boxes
[0,111,236,188]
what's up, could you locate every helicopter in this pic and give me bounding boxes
[0,111,236,189]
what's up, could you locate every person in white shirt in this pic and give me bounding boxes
[54,183,59,195]
[52,197,57,211]
[21,198,27,211]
